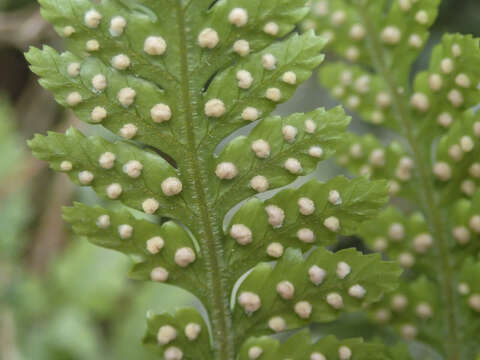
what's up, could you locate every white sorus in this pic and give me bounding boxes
[92,74,107,91]
[85,9,102,28]
[282,71,297,85]
[449,145,463,162]
[175,247,196,267]
[267,242,284,258]
[230,224,253,245]
[381,26,402,45]
[474,122,480,137]
[184,323,201,341]
[144,36,167,55]
[328,190,342,205]
[333,86,345,97]
[151,103,172,123]
[60,160,73,172]
[215,162,238,180]
[282,125,298,142]
[298,197,315,215]
[408,34,423,48]
[118,224,133,239]
[448,89,464,107]
[142,198,159,214]
[91,105,106,122]
[309,265,326,285]
[411,92,430,112]
[229,8,248,27]
[305,119,316,133]
[460,136,474,152]
[276,280,295,299]
[251,139,270,158]
[349,143,363,158]
[355,75,370,93]
[146,236,165,254]
[198,28,219,49]
[238,291,261,314]
[266,88,282,102]
[452,43,462,57]
[119,123,137,139]
[401,324,418,340]
[327,292,344,309]
[96,214,110,229]
[110,16,126,36]
[250,175,269,192]
[151,266,169,282]
[388,223,405,241]
[416,303,433,319]
[297,228,315,243]
[440,58,454,74]
[99,152,116,169]
[63,26,75,37]
[456,73,471,88]
[469,215,480,233]
[399,0,411,11]
[294,301,312,319]
[458,282,470,295]
[338,346,352,360]
[78,170,94,185]
[336,261,351,279]
[470,163,480,178]
[264,22,280,36]
[164,346,183,360]
[67,63,80,77]
[413,233,433,253]
[161,177,183,196]
[324,216,340,232]
[345,46,360,61]
[415,10,429,24]
[111,54,131,70]
[347,95,360,108]
[106,183,122,199]
[433,162,452,181]
[204,99,226,117]
[308,146,324,158]
[284,158,302,174]
[157,325,177,345]
[350,24,366,40]
[233,39,250,56]
[262,53,277,70]
[311,353,327,360]
[268,316,286,332]
[469,294,480,312]
[313,0,328,16]
[248,346,263,360]
[265,205,285,228]
[117,87,136,106]
[122,160,143,178]
[66,92,82,106]
[369,148,386,167]
[340,70,353,85]
[375,308,391,323]
[398,252,415,268]
[236,70,253,89]
[374,237,388,252]
[437,112,453,127]
[331,10,346,26]
[391,294,408,311]
[349,284,367,299]
[461,180,476,196]
[242,107,260,121]
[429,73,443,91]
[86,39,100,52]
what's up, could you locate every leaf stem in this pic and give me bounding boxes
[175,5,235,360]
[357,7,462,360]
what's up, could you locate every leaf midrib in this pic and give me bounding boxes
[175,4,234,360]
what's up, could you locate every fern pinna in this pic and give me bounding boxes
[303,0,480,358]
[27,1,404,359]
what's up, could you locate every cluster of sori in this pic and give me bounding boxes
[26,0,420,359]
[304,0,480,357]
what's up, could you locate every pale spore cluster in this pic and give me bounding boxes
[28,0,404,358]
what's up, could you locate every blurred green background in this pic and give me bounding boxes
[0,0,479,359]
